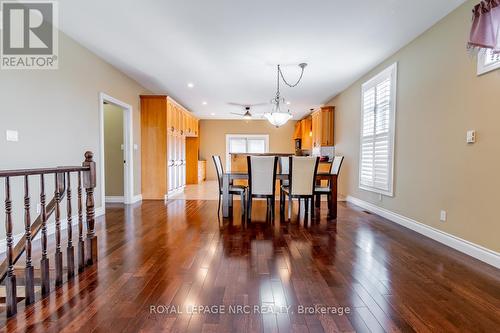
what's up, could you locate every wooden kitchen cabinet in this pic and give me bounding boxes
[141,95,199,199]
[140,96,168,200]
[293,121,302,139]
[311,106,334,148]
[301,116,313,150]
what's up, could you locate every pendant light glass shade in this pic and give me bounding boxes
[264,96,292,127]
[264,111,292,127]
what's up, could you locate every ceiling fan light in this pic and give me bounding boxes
[264,111,292,127]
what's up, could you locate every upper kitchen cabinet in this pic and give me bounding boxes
[311,106,334,147]
[301,116,313,150]
[166,98,199,137]
[293,121,302,139]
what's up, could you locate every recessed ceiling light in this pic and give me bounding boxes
[286,101,291,105]
[202,101,207,105]
[210,112,216,116]
[187,83,194,88]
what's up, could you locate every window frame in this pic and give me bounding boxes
[225,134,269,171]
[477,49,500,75]
[358,62,397,197]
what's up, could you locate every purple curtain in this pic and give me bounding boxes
[468,0,500,52]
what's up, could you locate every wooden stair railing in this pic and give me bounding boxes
[0,190,61,282]
[0,151,97,318]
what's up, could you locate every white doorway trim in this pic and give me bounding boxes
[99,92,135,209]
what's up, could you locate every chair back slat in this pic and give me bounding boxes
[290,156,319,196]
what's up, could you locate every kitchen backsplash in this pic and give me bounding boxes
[313,146,335,161]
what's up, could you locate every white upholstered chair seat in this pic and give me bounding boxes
[228,185,246,194]
[314,186,330,193]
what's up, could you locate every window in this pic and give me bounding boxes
[359,63,397,196]
[477,49,500,75]
[226,134,269,170]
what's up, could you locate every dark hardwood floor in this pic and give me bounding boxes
[1,199,499,332]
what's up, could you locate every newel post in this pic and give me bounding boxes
[82,151,97,265]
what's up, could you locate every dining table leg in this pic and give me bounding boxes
[222,173,230,218]
[328,175,338,219]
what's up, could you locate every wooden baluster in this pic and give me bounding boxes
[77,171,85,272]
[4,177,17,317]
[66,172,75,279]
[82,151,97,265]
[40,174,50,296]
[24,175,35,305]
[54,173,63,286]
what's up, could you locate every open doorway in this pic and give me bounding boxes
[99,93,134,207]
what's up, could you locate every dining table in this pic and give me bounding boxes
[222,171,338,219]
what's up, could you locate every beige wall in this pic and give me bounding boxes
[0,30,149,237]
[104,104,124,196]
[199,120,296,180]
[327,0,500,252]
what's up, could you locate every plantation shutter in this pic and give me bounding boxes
[359,63,397,196]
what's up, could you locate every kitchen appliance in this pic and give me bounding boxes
[295,138,302,151]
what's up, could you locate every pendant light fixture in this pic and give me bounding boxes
[265,63,307,127]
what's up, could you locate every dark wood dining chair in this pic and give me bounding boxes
[246,156,278,222]
[281,156,319,221]
[212,155,247,219]
[314,155,344,208]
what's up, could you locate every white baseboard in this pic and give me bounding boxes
[346,196,500,269]
[131,194,142,204]
[1,206,106,254]
[95,206,105,217]
[166,187,185,200]
[106,195,142,204]
[105,196,124,203]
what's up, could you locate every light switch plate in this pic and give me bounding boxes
[440,210,447,222]
[6,130,19,142]
[466,130,476,144]
[133,144,138,150]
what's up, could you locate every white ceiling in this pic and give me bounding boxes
[59,0,465,119]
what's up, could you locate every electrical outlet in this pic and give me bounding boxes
[440,210,447,222]
[378,194,383,201]
[36,203,41,214]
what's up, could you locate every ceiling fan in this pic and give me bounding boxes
[229,102,268,120]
